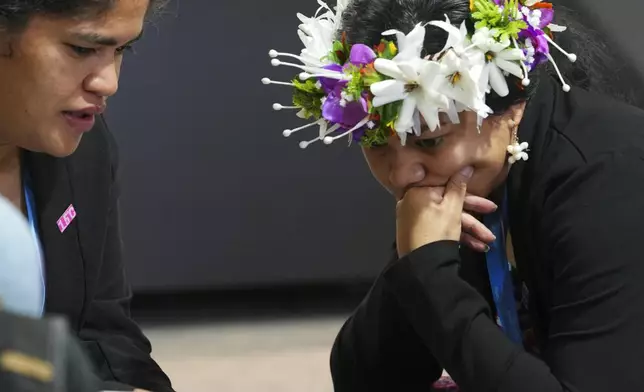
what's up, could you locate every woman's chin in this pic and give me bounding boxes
[38,135,83,158]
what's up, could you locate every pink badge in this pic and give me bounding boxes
[56,205,77,233]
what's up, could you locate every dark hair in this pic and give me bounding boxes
[339,0,642,112]
[0,0,168,32]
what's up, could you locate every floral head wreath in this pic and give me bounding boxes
[263,0,576,149]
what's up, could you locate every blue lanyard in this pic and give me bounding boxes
[482,189,523,345]
[23,172,46,317]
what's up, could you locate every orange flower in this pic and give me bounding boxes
[532,2,553,9]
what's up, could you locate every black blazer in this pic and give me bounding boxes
[330,76,644,391]
[24,116,173,392]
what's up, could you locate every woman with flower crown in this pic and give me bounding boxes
[265,0,644,390]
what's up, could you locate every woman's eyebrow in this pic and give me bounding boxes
[70,30,144,46]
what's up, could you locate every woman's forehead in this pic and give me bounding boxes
[40,0,149,39]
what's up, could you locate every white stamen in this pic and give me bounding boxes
[545,53,571,92]
[262,78,294,87]
[269,49,324,67]
[543,36,577,62]
[299,136,322,149]
[512,38,531,86]
[271,59,328,75]
[323,116,371,145]
[299,140,313,149]
[283,120,322,137]
[299,72,350,81]
[297,122,340,149]
[325,123,341,136]
[273,103,298,111]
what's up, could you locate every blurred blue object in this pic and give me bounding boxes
[0,194,43,318]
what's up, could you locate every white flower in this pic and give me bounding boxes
[369,25,450,144]
[434,50,491,119]
[427,15,470,57]
[333,0,349,27]
[547,23,567,33]
[471,27,510,53]
[520,6,543,28]
[524,38,536,69]
[381,23,426,64]
[507,141,529,164]
[296,0,345,67]
[269,0,353,81]
[472,27,525,97]
[523,0,567,33]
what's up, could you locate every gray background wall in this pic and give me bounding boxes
[106,0,644,292]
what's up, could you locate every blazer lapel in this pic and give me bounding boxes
[24,151,85,329]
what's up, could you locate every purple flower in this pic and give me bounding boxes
[519,26,549,67]
[348,44,376,66]
[536,8,554,29]
[322,85,369,129]
[317,45,376,94]
[351,126,370,142]
[317,64,345,94]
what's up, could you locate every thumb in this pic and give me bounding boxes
[443,166,473,209]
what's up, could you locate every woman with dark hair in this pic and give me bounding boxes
[265,0,644,390]
[0,1,172,391]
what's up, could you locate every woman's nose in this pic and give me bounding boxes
[388,148,427,191]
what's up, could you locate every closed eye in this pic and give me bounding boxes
[116,44,135,54]
[68,45,97,56]
[414,136,444,149]
[67,43,135,57]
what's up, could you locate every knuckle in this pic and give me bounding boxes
[449,177,466,191]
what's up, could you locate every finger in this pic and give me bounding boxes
[427,186,497,214]
[427,187,444,203]
[443,166,474,210]
[461,212,496,243]
[460,232,491,253]
[463,195,497,214]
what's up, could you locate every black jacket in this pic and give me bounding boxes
[330,76,644,391]
[24,116,173,392]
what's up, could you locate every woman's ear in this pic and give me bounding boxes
[508,101,527,127]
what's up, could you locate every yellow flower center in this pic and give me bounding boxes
[404,82,419,93]
[447,72,462,86]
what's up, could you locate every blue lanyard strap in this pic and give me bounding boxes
[22,170,46,317]
[482,189,523,345]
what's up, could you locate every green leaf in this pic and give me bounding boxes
[291,79,324,119]
[381,40,398,60]
[292,78,320,94]
[362,67,383,86]
[359,128,389,148]
[345,67,365,101]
